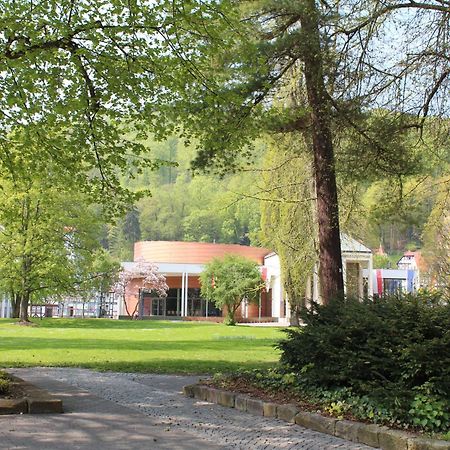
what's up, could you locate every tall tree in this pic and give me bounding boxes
[0,181,108,322]
[0,142,110,321]
[165,0,449,302]
[422,178,450,299]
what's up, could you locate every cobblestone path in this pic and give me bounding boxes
[1,368,376,450]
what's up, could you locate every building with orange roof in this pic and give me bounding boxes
[119,236,373,323]
[121,241,273,321]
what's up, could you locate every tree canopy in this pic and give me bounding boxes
[200,254,264,325]
[0,154,111,321]
[163,0,449,302]
[1,0,449,304]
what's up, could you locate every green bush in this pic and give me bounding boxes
[277,294,450,432]
[0,372,10,395]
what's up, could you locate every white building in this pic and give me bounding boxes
[364,268,418,296]
[265,234,373,324]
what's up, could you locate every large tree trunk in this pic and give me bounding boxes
[299,0,344,303]
[11,292,20,318]
[19,291,30,322]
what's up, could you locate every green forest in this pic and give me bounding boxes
[107,128,449,271]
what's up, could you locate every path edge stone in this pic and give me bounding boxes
[0,373,63,415]
[183,384,450,450]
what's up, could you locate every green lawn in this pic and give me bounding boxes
[0,318,284,374]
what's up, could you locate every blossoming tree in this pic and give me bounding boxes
[114,259,169,317]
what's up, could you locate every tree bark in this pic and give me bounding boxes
[299,0,344,303]
[123,294,132,317]
[19,291,30,322]
[11,292,20,318]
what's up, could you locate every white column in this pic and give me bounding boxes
[285,295,291,320]
[184,273,189,316]
[342,256,347,296]
[305,275,312,305]
[358,262,364,299]
[181,272,185,317]
[271,275,281,318]
[313,263,320,303]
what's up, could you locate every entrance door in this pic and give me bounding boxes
[151,298,166,316]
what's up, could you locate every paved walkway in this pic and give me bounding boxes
[0,368,375,450]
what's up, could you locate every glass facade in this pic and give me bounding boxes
[141,288,221,317]
[383,278,404,294]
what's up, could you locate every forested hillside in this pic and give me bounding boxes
[105,128,449,271]
[105,137,263,260]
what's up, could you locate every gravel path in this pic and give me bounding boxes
[2,368,375,450]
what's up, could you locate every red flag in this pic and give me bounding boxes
[376,269,383,295]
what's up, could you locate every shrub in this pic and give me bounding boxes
[277,293,450,431]
[0,371,10,395]
[409,383,450,431]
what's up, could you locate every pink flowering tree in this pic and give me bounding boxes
[114,259,169,317]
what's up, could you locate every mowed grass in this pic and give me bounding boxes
[0,318,284,374]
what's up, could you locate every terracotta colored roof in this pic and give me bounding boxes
[398,251,428,272]
[413,251,427,272]
[134,241,272,265]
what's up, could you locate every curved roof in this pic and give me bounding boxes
[134,241,272,265]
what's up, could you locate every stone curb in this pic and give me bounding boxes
[0,374,63,414]
[183,384,450,450]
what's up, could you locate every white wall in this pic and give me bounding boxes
[264,250,373,321]
[264,254,285,320]
[0,297,11,318]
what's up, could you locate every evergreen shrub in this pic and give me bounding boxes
[277,293,450,431]
[0,371,10,395]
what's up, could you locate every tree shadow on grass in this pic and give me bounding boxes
[6,358,279,375]
[24,318,213,330]
[0,336,279,352]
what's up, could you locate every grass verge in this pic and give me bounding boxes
[0,318,283,374]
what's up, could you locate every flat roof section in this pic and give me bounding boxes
[134,241,272,265]
[122,261,205,276]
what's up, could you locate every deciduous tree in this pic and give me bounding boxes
[166,0,449,303]
[200,255,264,325]
[261,136,318,321]
[0,166,108,322]
[113,259,168,317]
